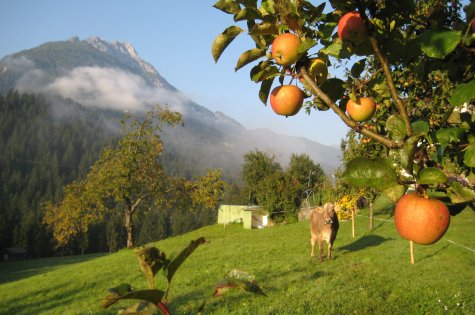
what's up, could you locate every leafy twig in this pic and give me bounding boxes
[300,68,401,149]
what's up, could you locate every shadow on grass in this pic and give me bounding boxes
[339,235,393,252]
[0,252,108,284]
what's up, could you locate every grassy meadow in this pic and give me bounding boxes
[0,207,473,314]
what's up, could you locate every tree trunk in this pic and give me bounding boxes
[125,209,134,248]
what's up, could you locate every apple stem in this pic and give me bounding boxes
[410,240,415,265]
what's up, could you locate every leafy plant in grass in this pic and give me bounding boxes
[101,237,266,314]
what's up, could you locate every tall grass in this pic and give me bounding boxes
[0,208,473,314]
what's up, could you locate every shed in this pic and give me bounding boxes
[217,205,268,229]
[3,247,28,261]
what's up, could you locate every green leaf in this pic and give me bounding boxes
[312,78,345,110]
[102,288,164,309]
[435,127,464,144]
[212,26,244,63]
[135,247,168,289]
[464,142,475,167]
[298,38,317,54]
[342,157,398,190]
[385,114,407,141]
[350,59,366,78]
[234,7,262,21]
[418,167,448,186]
[165,237,206,285]
[382,184,407,203]
[447,182,475,204]
[320,40,343,57]
[420,29,462,59]
[250,62,280,83]
[235,48,267,71]
[389,134,421,175]
[259,78,274,104]
[449,77,475,106]
[213,0,241,14]
[368,76,390,98]
[250,22,279,36]
[411,120,430,134]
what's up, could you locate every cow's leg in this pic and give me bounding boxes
[310,236,316,257]
[327,242,333,260]
[318,239,324,262]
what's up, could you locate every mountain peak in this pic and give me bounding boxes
[84,36,166,87]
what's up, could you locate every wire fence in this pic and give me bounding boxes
[356,214,475,253]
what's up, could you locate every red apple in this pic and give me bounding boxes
[271,33,301,66]
[346,97,376,122]
[269,85,304,116]
[394,193,450,245]
[338,12,366,43]
[472,19,475,33]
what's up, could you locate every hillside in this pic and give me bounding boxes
[0,208,473,314]
[0,36,341,175]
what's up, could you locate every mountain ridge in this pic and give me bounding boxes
[0,36,341,174]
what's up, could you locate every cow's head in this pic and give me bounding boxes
[323,203,336,225]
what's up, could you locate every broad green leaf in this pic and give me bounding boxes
[389,134,420,176]
[135,247,168,289]
[234,7,262,22]
[213,0,241,14]
[212,26,244,63]
[449,76,475,106]
[435,127,464,144]
[411,120,429,134]
[102,288,164,309]
[165,237,206,285]
[250,22,279,36]
[350,59,366,78]
[298,38,317,54]
[250,61,280,82]
[259,78,274,104]
[385,114,407,140]
[418,167,448,186]
[342,157,398,190]
[464,142,475,167]
[368,76,390,98]
[319,22,337,40]
[312,78,345,110]
[235,48,267,71]
[420,29,462,59]
[320,40,343,57]
[382,184,407,203]
[447,182,475,204]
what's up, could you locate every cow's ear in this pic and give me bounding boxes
[324,203,334,212]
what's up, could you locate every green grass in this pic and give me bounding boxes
[0,208,474,315]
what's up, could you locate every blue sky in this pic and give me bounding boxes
[0,0,350,146]
[0,1,469,146]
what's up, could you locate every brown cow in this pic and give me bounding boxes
[310,203,339,261]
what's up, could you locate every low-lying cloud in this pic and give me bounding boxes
[10,58,189,113]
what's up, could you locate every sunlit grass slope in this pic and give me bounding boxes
[0,208,473,314]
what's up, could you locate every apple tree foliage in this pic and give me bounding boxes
[212,0,475,212]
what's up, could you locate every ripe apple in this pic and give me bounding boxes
[271,33,301,66]
[269,85,304,116]
[346,97,376,122]
[338,12,366,43]
[308,58,328,85]
[472,19,475,33]
[394,193,450,245]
